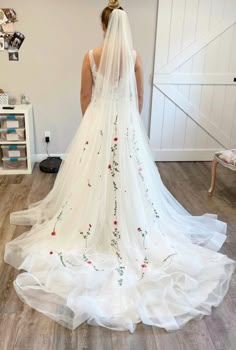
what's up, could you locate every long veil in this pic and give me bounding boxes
[8,9,143,227]
[4,9,236,333]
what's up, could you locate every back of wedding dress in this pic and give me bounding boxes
[4,9,236,333]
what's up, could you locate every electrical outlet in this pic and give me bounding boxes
[45,131,50,138]
[44,131,50,143]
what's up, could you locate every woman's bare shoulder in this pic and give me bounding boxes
[92,47,103,57]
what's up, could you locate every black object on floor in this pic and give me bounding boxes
[39,157,62,173]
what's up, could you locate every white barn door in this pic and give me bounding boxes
[150,0,236,161]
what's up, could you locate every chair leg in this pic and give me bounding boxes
[208,159,218,197]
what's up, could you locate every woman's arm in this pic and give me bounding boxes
[135,53,144,114]
[80,52,93,116]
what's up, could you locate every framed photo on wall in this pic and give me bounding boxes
[8,50,19,61]
[9,32,25,50]
[0,37,4,51]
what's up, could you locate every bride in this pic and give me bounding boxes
[4,1,236,333]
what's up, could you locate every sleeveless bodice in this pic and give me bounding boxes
[89,49,98,85]
[89,49,137,85]
[88,49,137,102]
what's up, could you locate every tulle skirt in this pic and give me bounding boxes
[4,97,236,332]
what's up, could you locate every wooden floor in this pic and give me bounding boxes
[0,162,236,350]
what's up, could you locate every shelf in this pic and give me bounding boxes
[0,104,35,176]
[0,141,27,145]
[0,166,31,175]
[0,104,32,113]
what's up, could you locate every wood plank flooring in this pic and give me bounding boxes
[0,161,235,350]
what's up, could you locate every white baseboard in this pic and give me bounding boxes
[151,149,222,161]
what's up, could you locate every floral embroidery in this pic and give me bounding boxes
[139,256,149,280]
[131,128,160,221]
[163,253,177,263]
[79,140,89,163]
[126,128,132,158]
[111,225,120,250]
[80,224,92,248]
[108,114,126,286]
[97,130,103,155]
[116,252,125,286]
[83,254,104,272]
[51,251,104,271]
[137,227,148,248]
[51,199,69,237]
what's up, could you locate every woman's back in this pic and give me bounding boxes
[89,46,137,85]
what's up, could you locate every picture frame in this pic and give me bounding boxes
[8,50,19,61]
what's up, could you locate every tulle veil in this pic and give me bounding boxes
[8,9,143,227]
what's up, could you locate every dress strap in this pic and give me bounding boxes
[89,49,96,70]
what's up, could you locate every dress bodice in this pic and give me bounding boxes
[88,49,137,86]
[88,49,98,85]
[88,49,137,101]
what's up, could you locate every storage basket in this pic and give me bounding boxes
[2,157,27,170]
[0,128,25,141]
[1,145,26,158]
[0,115,25,128]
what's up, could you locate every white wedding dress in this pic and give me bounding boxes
[4,10,236,333]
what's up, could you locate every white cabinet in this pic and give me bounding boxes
[0,104,35,175]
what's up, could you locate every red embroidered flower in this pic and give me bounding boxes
[89,224,92,228]
[137,227,142,231]
[86,141,89,145]
[108,164,112,169]
[114,220,118,225]
[138,168,142,172]
[87,261,92,264]
[114,137,118,142]
[141,264,147,268]
[51,231,56,236]
[49,251,53,255]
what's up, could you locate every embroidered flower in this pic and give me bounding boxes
[49,251,53,255]
[138,168,142,172]
[114,220,118,225]
[51,231,56,236]
[108,164,112,169]
[86,141,89,145]
[89,224,92,228]
[137,227,142,231]
[114,137,118,142]
[141,264,147,268]
[87,261,92,264]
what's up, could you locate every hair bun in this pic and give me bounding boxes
[108,0,120,9]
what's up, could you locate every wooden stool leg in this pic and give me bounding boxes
[208,159,218,197]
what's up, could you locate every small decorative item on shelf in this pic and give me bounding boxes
[21,93,30,104]
[0,89,8,105]
[8,95,17,105]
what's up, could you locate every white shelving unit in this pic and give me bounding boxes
[0,104,35,175]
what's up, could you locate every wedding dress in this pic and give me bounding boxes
[4,10,236,333]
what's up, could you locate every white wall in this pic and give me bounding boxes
[0,0,158,157]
